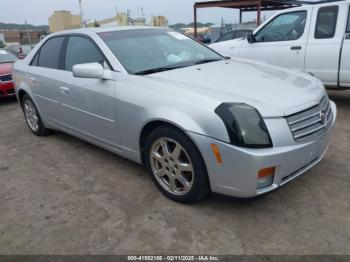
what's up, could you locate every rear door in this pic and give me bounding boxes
[28,36,66,122]
[57,35,119,147]
[239,10,309,69]
[305,5,343,86]
[339,6,350,87]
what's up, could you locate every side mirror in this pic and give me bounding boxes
[247,32,256,44]
[73,63,105,79]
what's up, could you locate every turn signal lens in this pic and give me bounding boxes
[257,167,275,189]
[211,144,222,164]
[258,167,275,178]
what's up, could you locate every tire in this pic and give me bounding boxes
[21,94,52,136]
[145,126,210,204]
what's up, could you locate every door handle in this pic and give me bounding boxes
[59,86,70,95]
[291,46,302,50]
[29,77,37,85]
[345,34,350,40]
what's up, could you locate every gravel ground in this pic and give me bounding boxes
[0,90,349,255]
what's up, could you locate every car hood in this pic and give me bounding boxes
[0,63,14,75]
[145,58,326,117]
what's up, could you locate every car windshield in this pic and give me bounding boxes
[0,50,18,64]
[98,29,223,75]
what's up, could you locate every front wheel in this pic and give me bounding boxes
[145,126,210,204]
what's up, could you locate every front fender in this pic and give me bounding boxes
[118,103,230,161]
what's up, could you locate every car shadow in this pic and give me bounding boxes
[327,89,350,109]
[0,96,18,105]
[56,129,275,210]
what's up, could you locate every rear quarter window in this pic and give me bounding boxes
[315,6,339,39]
[37,36,65,69]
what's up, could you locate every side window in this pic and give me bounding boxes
[218,32,235,42]
[65,36,105,71]
[235,30,251,39]
[255,11,307,42]
[37,37,65,69]
[315,6,339,39]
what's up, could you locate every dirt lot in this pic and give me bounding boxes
[0,90,349,255]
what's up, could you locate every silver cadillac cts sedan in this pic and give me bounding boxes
[13,27,336,203]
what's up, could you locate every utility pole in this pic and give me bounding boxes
[25,20,32,46]
[78,0,85,28]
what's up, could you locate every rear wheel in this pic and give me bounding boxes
[22,94,52,136]
[145,126,210,204]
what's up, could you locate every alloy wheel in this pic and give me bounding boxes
[150,138,194,196]
[24,99,39,132]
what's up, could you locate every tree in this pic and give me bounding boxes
[94,20,100,27]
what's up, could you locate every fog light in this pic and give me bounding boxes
[257,167,275,189]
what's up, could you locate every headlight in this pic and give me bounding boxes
[215,103,273,148]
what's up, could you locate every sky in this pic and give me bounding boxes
[0,0,268,26]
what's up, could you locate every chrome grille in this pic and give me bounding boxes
[0,74,12,82]
[286,96,333,142]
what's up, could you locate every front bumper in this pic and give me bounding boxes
[0,81,15,97]
[187,101,337,198]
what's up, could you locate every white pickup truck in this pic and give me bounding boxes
[211,0,350,88]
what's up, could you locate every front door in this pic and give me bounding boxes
[240,10,309,70]
[340,7,350,88]
[58,35,119,148]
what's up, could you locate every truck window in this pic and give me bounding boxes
[315,6,339,39]
[217,31,235,42]
[254,11,307,42]
[235,30,251,39]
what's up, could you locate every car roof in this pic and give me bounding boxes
[51,26,166,37]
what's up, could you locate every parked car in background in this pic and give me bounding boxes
[0,49,17,98]
[211,0,350,88]
[21,44,37,56]
[215,29,253,43]
[6,43,21,53]
[13,27,336,203]
[197,34,211,44]
[18,45,34,59]
[6,44,36,59]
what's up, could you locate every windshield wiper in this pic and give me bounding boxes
[194,58,222,65]
[134,59,222,75]
[134,66,185,75]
